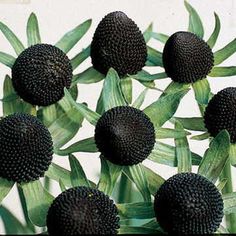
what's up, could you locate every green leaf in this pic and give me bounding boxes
[27,13,41,46]
[214,38,236,65]
[0,206,32,234]
[69,154,90,187]
[142,219,163,231]
[151,32,169,44]
[155,127,191,139]
[123,164,151,202]
[143,89,188,128]
[146,46,163,67]
[119,226,162,234]
[20,180,54,227]
[59,179,66,192]
[38,104,57,127]
[131,70,167,82]
[139,80,156,89]
[0,178,14,205]
[55,137,97,156]
[142,165,165,196]
[71,45,90,70]
[209,66,236,77]
[55,19,92,53]
[117,202,155,219]
[72,67,104,86]
[171,117,207,131]
[120,77,132,104]
[64,88,100,126]
[230,144,236,167]
[0,21,25,55]
[190,132,210,141]
[96,88,105,115]
[198,130,230,183]
[192,78,210,105]
[98,158,123,196]
[184,0,204,38]
[217,178,227,191]
[132,88,148,109]
[207,13,221,49]
[223,192,236,215]
[148,141,202,167]
[162,81,190,96]
[0,51,15,68]
[175,121,192,173]
[216,225,229,234]
[143,23,153,43]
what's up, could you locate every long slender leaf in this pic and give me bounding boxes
[192,78,211,105]
[38,104,57,127]
[184,0,204,38]
[171,117,207,131]
[223,192,236,215]
[230,144,236,167]
[207,13,221,49]
[71,45,91,70]
[132,88,148,109]
[155,127,190,139]
[190,132,210,141]
[27,13,41,46]
[55,19,92,53]
[131,70,167,82]
[120,77,132,104]
[146,46,163,67]
[198,130,230,183]
[217,178,227,191]
[119,226,162,234]
[0,21,25,55]
[143,23,153,43]
[0,51,15,68]
[209,66,236,77]
[59,179,66,192]
[214,38,236,65]
[0,178,14,205]
[96,88,105,115]
[151,32,169,44]
[162,81,190,96]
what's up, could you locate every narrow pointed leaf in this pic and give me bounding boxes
[119,226,162,234]
[198,130,230,183]
[139,80,156,89]
[192,78,211,105]
[190,132,210,140]
[162,81,190,96]
[120,77,132,104]
[117,202,155,219]
[142,219,162,231]
[171,117,207,131]
[217,178,227,191]
[0,178,14,205]
[27,13,41,46]
[55,19,92,53]
[214,38,236,65]
[69,154,90,187]
[131,70,167,82]
[59,179,66,192]
[207,13,221,49]
[0,21,25,55]
[144,89,188,128]
[71,45,90,70]
[209,66,236,77]
[143,23,153,43]
[0,52,15,68]
[96,88,105,114]
[175,121,192,173]
[184,0,204,38]
[155,127,190,139]
[132,88,148,109]
[21,180,54,227]
[223,192,236,215]
[151,32,169,44]
[148,141,202,167]
[146,46,163,67]
[38,104,57,127]
[230,144,236,167]
[72,67,104,86]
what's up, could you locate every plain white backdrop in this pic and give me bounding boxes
[0,0,235,233]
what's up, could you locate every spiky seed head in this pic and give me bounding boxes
[204,87,236,143]
[47,186,120,235]
[0,113,53,183]
[91,11,147,77]
[12,44,72,106]
[95,106,155,166]
[154,173,224,234]
[163,31,214,83]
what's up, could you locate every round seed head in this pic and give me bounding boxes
[163,31,214,83]
[47,186,120,235]
[0,113,53,183]
[91,11,147,76]
[95,106,155,166]
[12,44,72,106]
[154,173,224,234]
[204,87,236,143]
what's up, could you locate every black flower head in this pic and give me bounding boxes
[12,44,72,106]
[46,186,120,235]
[95,106,155,166]
[91,11,147,77]
[0,113,53,183]
[204,87,236,143]
[154,173,224,234]
[163,31,214,83]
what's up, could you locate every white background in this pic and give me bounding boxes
[0,0,235,233]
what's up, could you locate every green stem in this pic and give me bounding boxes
[220,160,236,233]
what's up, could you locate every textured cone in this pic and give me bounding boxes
[91,11,147,76]
[12,44,72,106]
[154,173,224,234]
[204,87,236,143]
[0,113,53,183]
[95,106,155,166]
[163,31,214,83]
[47,186,119,235]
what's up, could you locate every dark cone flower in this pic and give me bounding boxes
[91,11,147,76]
[47,186,119,235]
[0,113,53,183]
[204,87,236,143]
[95,106,155,166]
[163,31,214,83]
[12,44,72,106]
[154,173,223,234]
